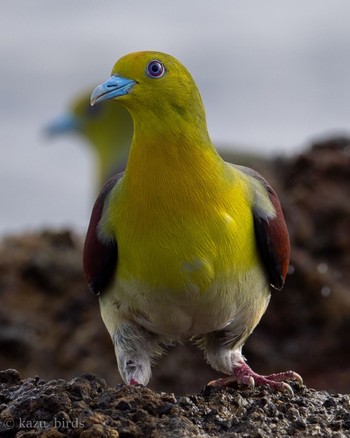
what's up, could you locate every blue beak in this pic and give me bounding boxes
[45,114,81,137]
[90,76,136,106]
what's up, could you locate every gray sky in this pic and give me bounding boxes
[1,0,350,234]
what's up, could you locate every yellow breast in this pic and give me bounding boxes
[102,146,259,295]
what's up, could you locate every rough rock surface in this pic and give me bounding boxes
[0,136,349,401]
[0,369,349,437]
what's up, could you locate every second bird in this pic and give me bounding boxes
[46,90,133,190]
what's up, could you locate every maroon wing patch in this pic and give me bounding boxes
[235,164,290,290]
[253,182,290,291]
[83,173,123,295]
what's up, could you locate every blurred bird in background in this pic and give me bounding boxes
[46,90,133,190]
[83,51,302,395]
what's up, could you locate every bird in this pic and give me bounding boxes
[46,89,133,190]
[83,51,302,395]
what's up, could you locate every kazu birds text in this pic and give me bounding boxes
[83,51,302,395]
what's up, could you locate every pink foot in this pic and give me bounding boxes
[208,362,303,396]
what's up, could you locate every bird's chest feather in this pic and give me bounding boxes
[107,166,258,293]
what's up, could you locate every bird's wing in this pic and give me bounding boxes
[83,173,123,295]
[234,164,290,290]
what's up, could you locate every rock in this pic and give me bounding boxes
[0,370,349,437]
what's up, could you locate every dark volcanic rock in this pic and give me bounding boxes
[0,370,349,437]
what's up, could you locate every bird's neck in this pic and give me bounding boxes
[122,115,225,208]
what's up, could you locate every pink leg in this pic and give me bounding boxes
[208,361,303,396]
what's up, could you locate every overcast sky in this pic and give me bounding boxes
[1,0,350,234]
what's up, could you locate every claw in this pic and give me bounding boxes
[207,378,221,387]
[207,377,235,387]
[293,372,303,387]
[281,382,294,397]
[247,376,255,390]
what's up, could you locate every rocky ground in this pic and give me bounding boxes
[0,369,349,437]
[0,136,349,436]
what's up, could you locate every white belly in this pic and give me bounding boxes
[100,265,270,341]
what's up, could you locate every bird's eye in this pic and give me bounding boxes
[146,60,165,78]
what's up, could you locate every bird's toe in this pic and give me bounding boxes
[207,361,302,396]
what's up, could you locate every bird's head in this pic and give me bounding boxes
[91,51,209,137]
